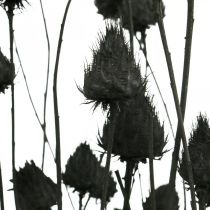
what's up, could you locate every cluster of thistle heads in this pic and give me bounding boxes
[95,0,165,32]
[0,0,28,11]
[12,161,58,210]
[62,142,117,202]
[179,114,210,208]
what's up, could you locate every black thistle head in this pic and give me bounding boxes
[0,0,28,11]
[0,49,14,93]
[13,161,58,210]
[82,23,141,111]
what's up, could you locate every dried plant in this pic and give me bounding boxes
[12,161,58,210]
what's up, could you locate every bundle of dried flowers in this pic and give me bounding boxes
[179,114,210,209]
[95,0,164,32]
[13,161,58,210]
[0,49,14,93]
[82,23,141,110]
[98,88,166,162]
[143,184,179,210]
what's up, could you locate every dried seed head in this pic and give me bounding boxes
[143,184,179,210]
[98,88,166,162]
[0,50,14,93]
[94,0,164,32]
[82,24,141,110]
[62,142,99,195]
[13,161,58,210]
[89,167,117,202]
[179,114,210,192]
[0,0,28,10]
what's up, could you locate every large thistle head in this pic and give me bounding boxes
[95,0,164,33]
[0,49,14,93]
[179,114,210,205]
[82,23,141,110]
[143,184,179,210]
[13,161,58,210]
[98,87,166,162]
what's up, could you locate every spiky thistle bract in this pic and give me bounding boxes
[98,87,166,162]
[0,0,28,10]
[0,49,14,93]
[13,161,58,210]
[82,23,141,111]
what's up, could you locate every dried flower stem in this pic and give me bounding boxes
[149,114,156,210]
[169,0,195,186]
[158,13,197,210]
[123,160,135,210]
[101,104,118,210]
[115,170,126,198]
[39,0,51,171]
[7,8,19,210]
[83,195,90,210]
[0,163,4,210]
[53,1,72,210]
[79,193,83,210]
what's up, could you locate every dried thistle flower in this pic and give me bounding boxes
[82,24,141,110]
[179,114,210,207]
[13,161,58,210]
[62,142,99,195]
[0,0,28,10]
[143,184,179,210]
[94,0,164,32]
[98,88,166,162]
[0,49,14,93]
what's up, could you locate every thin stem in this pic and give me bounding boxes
[183,181,187,210]
[64,185,75,210]
[126,0,134,55]
[137,167,144,204]
[169,0,195,186]
[7,9,19,210]
[83,195,90,210]
[79,193,83,210]
[136,35,175,139]
[115,170,126,198]
[100,105,118,210]
[53,1,72,210]
[148,114,156,210]
[123,160,135,210]
[39,0,51,171]
[158,12,197,210]
[14,40,55,161]
[0,163,4,210]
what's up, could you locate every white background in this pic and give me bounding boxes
[0,0,210,209]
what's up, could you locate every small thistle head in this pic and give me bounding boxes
[143,184,179,210]
[0,50,14,93]
[62,142,99,195]
[98,87,166,162]
[0,0,28,11]
[82,23,141,110]
[13,161,58,210]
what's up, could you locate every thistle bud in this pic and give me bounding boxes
[0,0,28,10]
[82,24,141,110]
[62,142,99,195]
[98,88,166,162]
[179,114,210,207]
[143,184,179,210]
[13,161,58,210]
[0,50,14,93]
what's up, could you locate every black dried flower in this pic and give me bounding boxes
[0,0,28,10]
[82,23,141,110]
[0,49,14,93]
[143,184,179,210]
[179,114,210,208]
[95,0,165,32]
[98,88,166,162]
[13,161,58,210]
